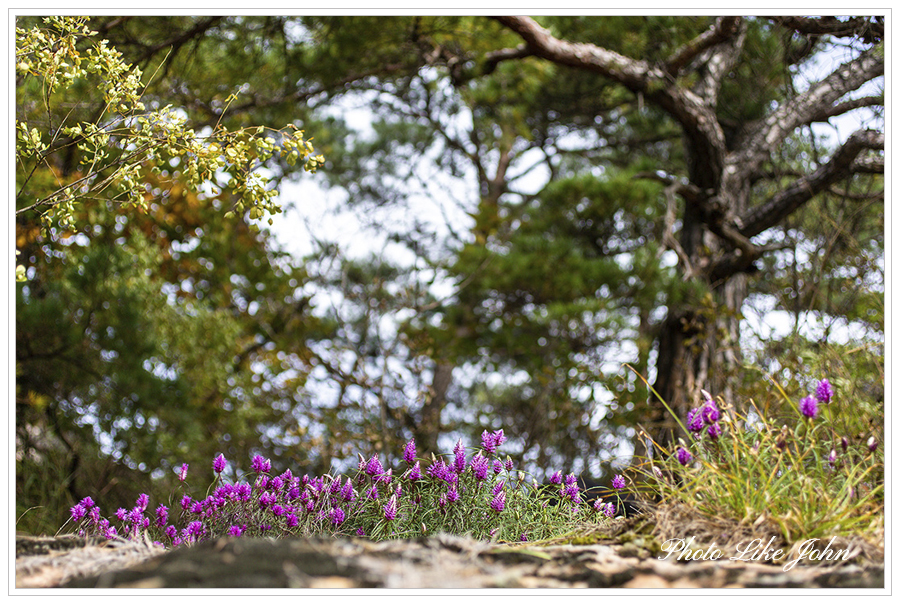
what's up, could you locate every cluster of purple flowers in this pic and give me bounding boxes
[66,427,621,549]
[799,378,833,419]
[687,396,722,441]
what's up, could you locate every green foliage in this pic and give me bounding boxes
[641,376,883,545]
[15,17,322,277]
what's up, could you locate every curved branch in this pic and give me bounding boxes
[490,16,657,92]
[769,16,885,44]
[738,129,883,238]
[664,16,741,75]
[734,48,883,174]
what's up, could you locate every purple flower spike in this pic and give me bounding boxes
[470,453,491,482]
[155,505,169,527]
[453,440,467,474]
[676,447,693,466]
[251,454,272,474]
[481,430,497,454]
[384,495,398,521]
[70,504,86,521]
[701,402,720,425]
[490,490,506,513]
[604,502,616,518]
[79,497,95,510]
[408,461,422,481]
[612,475,626,490]
[447,485,460,503]
[365,455,385,477]
[800,395,818,419]
[330,507,345,526]
[815,379,834,404]
[867,437,878,452]
[549,470,563,485]
[403,439,417,465]
[687,409,704,433]
[178,463,189,482]
[228,525,244,537]
[213,453,227,474]
[707,422,723,440]
[828,449,837,464]
[136,493,149,511]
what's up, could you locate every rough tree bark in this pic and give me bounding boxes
[492,15,884,445]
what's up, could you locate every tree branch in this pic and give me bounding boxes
[664,16,742,75]
[738,129,883,238]
[734,48,883,175]
[768,16,885,45]
[490,16,656,92]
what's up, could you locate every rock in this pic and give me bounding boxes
[13,533,879,589]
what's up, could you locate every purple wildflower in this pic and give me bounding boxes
[258,491,277,509]
[79,497,95,510]
[447,484,460,503]
[365,455,385,477]
[228,525,244,537]
[69,504,86,521]
[272,476,285,492]
[155,505,168,528]
[342,478,356,501]
[272,504,285,517]
[403,438,417,465]
[676,447,693,466]
[604,502,616,518]
[815,379,834,404]
[707,422,723,440]
[563,482,581,502]
[115,507,128,521]
[700,402,720,425]
[481,430,497,454]
[520,533,528,542]
[128,507,144,526]
[867,437,878,452]
[492,480,505,497]
[687,409,704,433]
[549,470,563,485]
[384,495,398,521]
[178,463,188,482]
[235,483,252,501]
[135,493,149,511]
[841,436,849,452]
[356,528,365,537]
[330,507,345,526]
[190,501,203,515]
[286,513,299,528]
[800,395,818,419]
[213,453,227,474]
[408,461,422,481]
[186,521,205,538]
[828,449,837,464]
[490,490,506,513]
[470,453,491,482]
[612,475,626,490]
[493,460,503,474]
[504,457,514,471]
[105,526,119,540]
[453,439,467,474]
[251,454,272,474]
[88,507,100,525]
[164,525,177,540]
[564,473,577,486]
[366,486,378,500]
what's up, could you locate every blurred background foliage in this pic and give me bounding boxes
[15,15,882,535]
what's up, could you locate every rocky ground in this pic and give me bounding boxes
[16,527,885,589]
